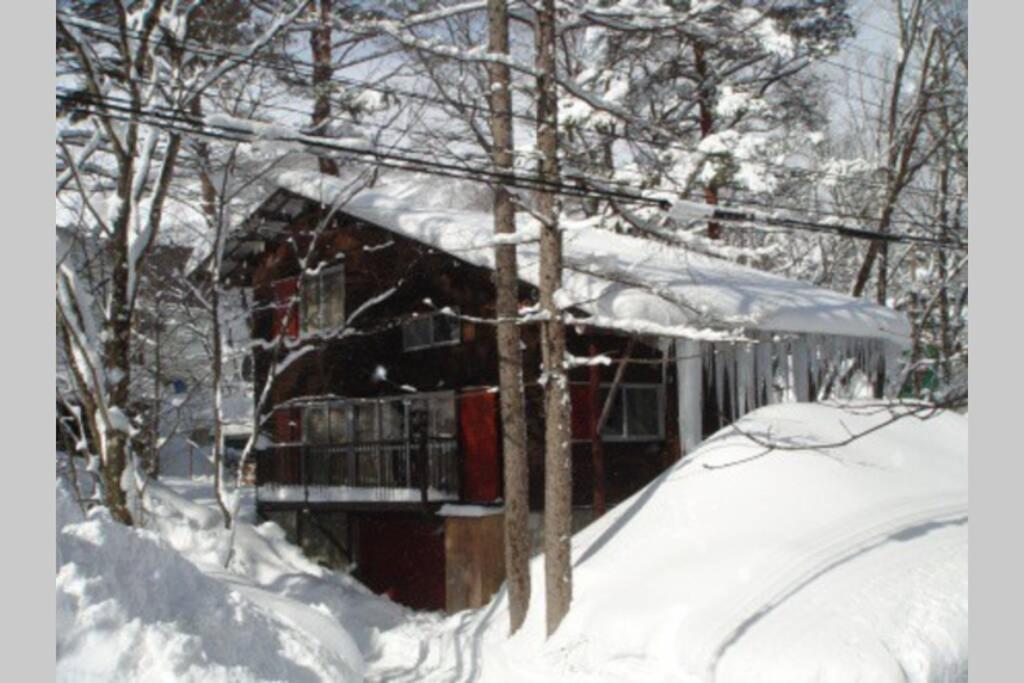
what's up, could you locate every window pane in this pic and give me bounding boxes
[354,402,377,442]
[408,399,429,441]
[626,387,660,438]
[301,278,320,331]
[380,399,405,440]
[323,267,345,328]
[433,313,460,344]
[431,394,456,438]
[403,316,432,350]
[329,403,350,443]
[306,405,330,445]
[599,388,625,437]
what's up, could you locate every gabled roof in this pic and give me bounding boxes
[270,169,910,347]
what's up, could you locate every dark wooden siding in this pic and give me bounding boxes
[248,197,682,510]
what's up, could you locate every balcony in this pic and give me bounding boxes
[255,438,460,505]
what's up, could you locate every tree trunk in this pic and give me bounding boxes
[103,163,137,526]
[210,262,232,528]
[487,0,531,635]
[694,44,722,240]
[535,0,573,637]
[312,0,339,176]
[151,318,162,478]
[193,96,233,528]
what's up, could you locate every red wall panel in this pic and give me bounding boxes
[355,515,446,611]
[458,390,501,502]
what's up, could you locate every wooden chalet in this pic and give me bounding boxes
[223,170,910,613]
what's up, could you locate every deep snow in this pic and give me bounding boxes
[56,402,967,682]
[389,402,967,682]
[56,477,401,682]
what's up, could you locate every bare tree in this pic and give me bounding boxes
[535,0,573,637]
[487,0,532,635]
[56,0,308,524]
[311,0,340,176]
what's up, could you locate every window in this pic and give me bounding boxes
[430,394,456,438]
[380,399,405,440]
[329,404,351,443]
[599,384,663,441]
[301,263,345,333]
[353,401,378,442]
[401,311,461,351]
[305,404,331,445]
[301,392,456,446]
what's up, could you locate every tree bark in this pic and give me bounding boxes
[535,0,573,637]
[694,44,722,240]
[150,317,162,478]
[312,0,340,176]
[487,0,531,635]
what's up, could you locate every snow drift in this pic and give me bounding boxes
[55,402,967,682]
[55,481,365,682]
[384,402,967,682]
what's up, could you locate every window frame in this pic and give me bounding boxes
[596,382,666,443]
[300,262,346,334]
[300,391,457,447]
[401,310,462,352]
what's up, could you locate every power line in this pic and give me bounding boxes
[57,84,961,238]
[57,84,961,241]
[59,9,965,205]
[56,90,966,252]
[57,89,665,208]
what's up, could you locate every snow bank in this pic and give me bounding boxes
[387,402,967,682]
[56,479,365,682]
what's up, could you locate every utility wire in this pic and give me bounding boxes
[57,90,967,252]
[58,8,966,204]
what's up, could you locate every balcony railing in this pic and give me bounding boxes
[255,438,460,503]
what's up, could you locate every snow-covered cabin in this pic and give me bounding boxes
[223,170,910,612]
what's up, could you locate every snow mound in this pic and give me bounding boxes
[56,481,363,683]
[410,402,967,682]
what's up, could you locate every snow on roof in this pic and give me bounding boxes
[275,170,911,346]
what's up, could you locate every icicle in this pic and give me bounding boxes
[714,343,727,418]
[756,335,773,406]
[730,343,741,423]
[776,337,791,402]
[737,343,753,416]
[793,337,811,402]
[808,335,821,398]
[675,339,703,454]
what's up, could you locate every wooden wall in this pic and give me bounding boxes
[444,512,506,613]
[246,195,683,510]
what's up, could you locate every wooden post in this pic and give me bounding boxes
[588,344,606,517]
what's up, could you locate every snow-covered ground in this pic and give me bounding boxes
[56,402,967,682]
